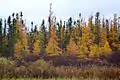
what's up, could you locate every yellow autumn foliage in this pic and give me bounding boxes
[79,25,94,57]
[46,24,62,56]
[99,26,112,56]
[89,44,100,57]
[14,40,22,60]
[33,40,40,56]
[14,21,29,59]
[99,41,112,55]
[14,34,30,59]
[66,37,79,55]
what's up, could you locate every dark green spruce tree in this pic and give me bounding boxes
[0,19,3,56]
[40,20,47,54]
[94,12,100,45]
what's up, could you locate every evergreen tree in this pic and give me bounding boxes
[31,21,34,32]
[68,17,73,35]
[0,19,3,56]
[29,21,34,53]
[76,20,82,39]
[58,20,66,51]
[7,13,18,57]
[7,16,14,56]
[4,19,6,38]
[2,19,8,56]
[64,18,72,49]
[76,13,83,41]
[105,19,109,38]
[40,20,47,54]
[94,12,100,45]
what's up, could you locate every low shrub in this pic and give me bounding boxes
[54,66,120,80]
[0,57,16,78]
[0,57,120,80]
[27,59,55,78]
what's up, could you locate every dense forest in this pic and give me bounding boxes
[0,5,120,79]
[0,11,120,59]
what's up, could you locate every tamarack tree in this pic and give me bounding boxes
[46,23,62,56]
[14,13,30,59]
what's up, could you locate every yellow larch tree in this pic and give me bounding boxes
[46,24,62,56]
[14,40,22,59]
[78,19,100,58]
[33,40,40,56]
[99,17,112,56]
[32,28,43,57]
[14,20,29,59]
[79,25,94,58]
[87,17,100,57]
[108,14,120,51]
[66,36,79,56]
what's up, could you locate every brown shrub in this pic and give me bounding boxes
[0,57,120,80]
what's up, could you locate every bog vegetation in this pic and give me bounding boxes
[0,7,120,79]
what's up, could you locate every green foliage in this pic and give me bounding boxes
[94,12,100,45]
[40,20,47,53]
[7,16,14,56]
[0,19,3,56]
[58,20,66,51]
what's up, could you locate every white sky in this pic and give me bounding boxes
[0,0,120,28]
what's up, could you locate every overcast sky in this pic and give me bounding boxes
[0,0,120,28]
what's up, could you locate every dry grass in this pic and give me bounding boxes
[0,57,120,80]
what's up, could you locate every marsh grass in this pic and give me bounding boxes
[0,57,120,80]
